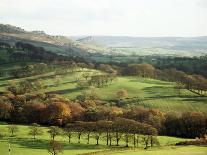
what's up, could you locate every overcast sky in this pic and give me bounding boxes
[0,0,207,37]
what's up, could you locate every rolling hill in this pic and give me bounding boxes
[0,24,110,58]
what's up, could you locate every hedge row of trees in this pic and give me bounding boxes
[64,118,158,148]
[3,119,158,149]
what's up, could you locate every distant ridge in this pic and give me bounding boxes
[77,36,94,43]
[0,24,25,34]
[69,35,207,52]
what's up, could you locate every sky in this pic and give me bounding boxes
[0,0,207,37]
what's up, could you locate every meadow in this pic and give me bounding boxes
[0,123,206,155]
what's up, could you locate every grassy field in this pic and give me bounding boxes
[98,146,207,155]
[0,68,207,113]
[0,123,206,155]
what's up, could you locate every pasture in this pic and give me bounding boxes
[0,68,207,113]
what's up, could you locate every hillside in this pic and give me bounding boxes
[0,68,206,113]
[0,24,110,58]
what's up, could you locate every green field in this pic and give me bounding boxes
[0,68,207,113]
[100,146,207,155]
[0,123,206,155]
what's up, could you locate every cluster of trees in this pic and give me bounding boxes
[123,64,156,78]
[0,93,71,125]
[155,56,207,78]
[97,55,207,78]
[10,63,50,77]
[76,72,116,89]
[0,41,89,68]
[163,112,207,138]
[88,75,115,87]
[157,68,207,95]
[6,60,94,78]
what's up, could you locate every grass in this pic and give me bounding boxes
[99,146,207,155]
[0,68,207,113]
[1,124,206,155]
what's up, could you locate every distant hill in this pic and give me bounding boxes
[69,36,207,56]
[72,36,207,49]
[1,24,207,57]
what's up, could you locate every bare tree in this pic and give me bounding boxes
[7,124,18,136]
[48,140,64,155]
[28,123,43,139]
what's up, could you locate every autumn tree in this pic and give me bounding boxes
[99,64,117,74]
[126,64,156,78]
[68,103,85,121]
[23,102,46,124]
[45,102,71,125]
[0,97,13,120]
[116,89,128,100]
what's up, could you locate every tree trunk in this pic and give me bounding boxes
[133,134,136,147]
[96,138,99,145]
[106,132,109,146]
[116,132,119,146]
[68,136,71,143]
[109,135,112,146]
[87,133,90,144]
[125,134,129,147]
[78,133,81,143]
[136,135,139,147]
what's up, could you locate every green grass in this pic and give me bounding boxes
[1,124,205,155]
[99,146,207,155]
[0,68,207,113]
[0,124,105,155]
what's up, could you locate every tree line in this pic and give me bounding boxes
[2,119,158,150]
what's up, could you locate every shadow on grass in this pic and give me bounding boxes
[0,83,7,87]
[46,88,81,95]
[142,86,175,96]
[0,77,14,82]
[47,81,76,88]
[181,97,207,103]
[8,137,105,150]
[130,79,170,85]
